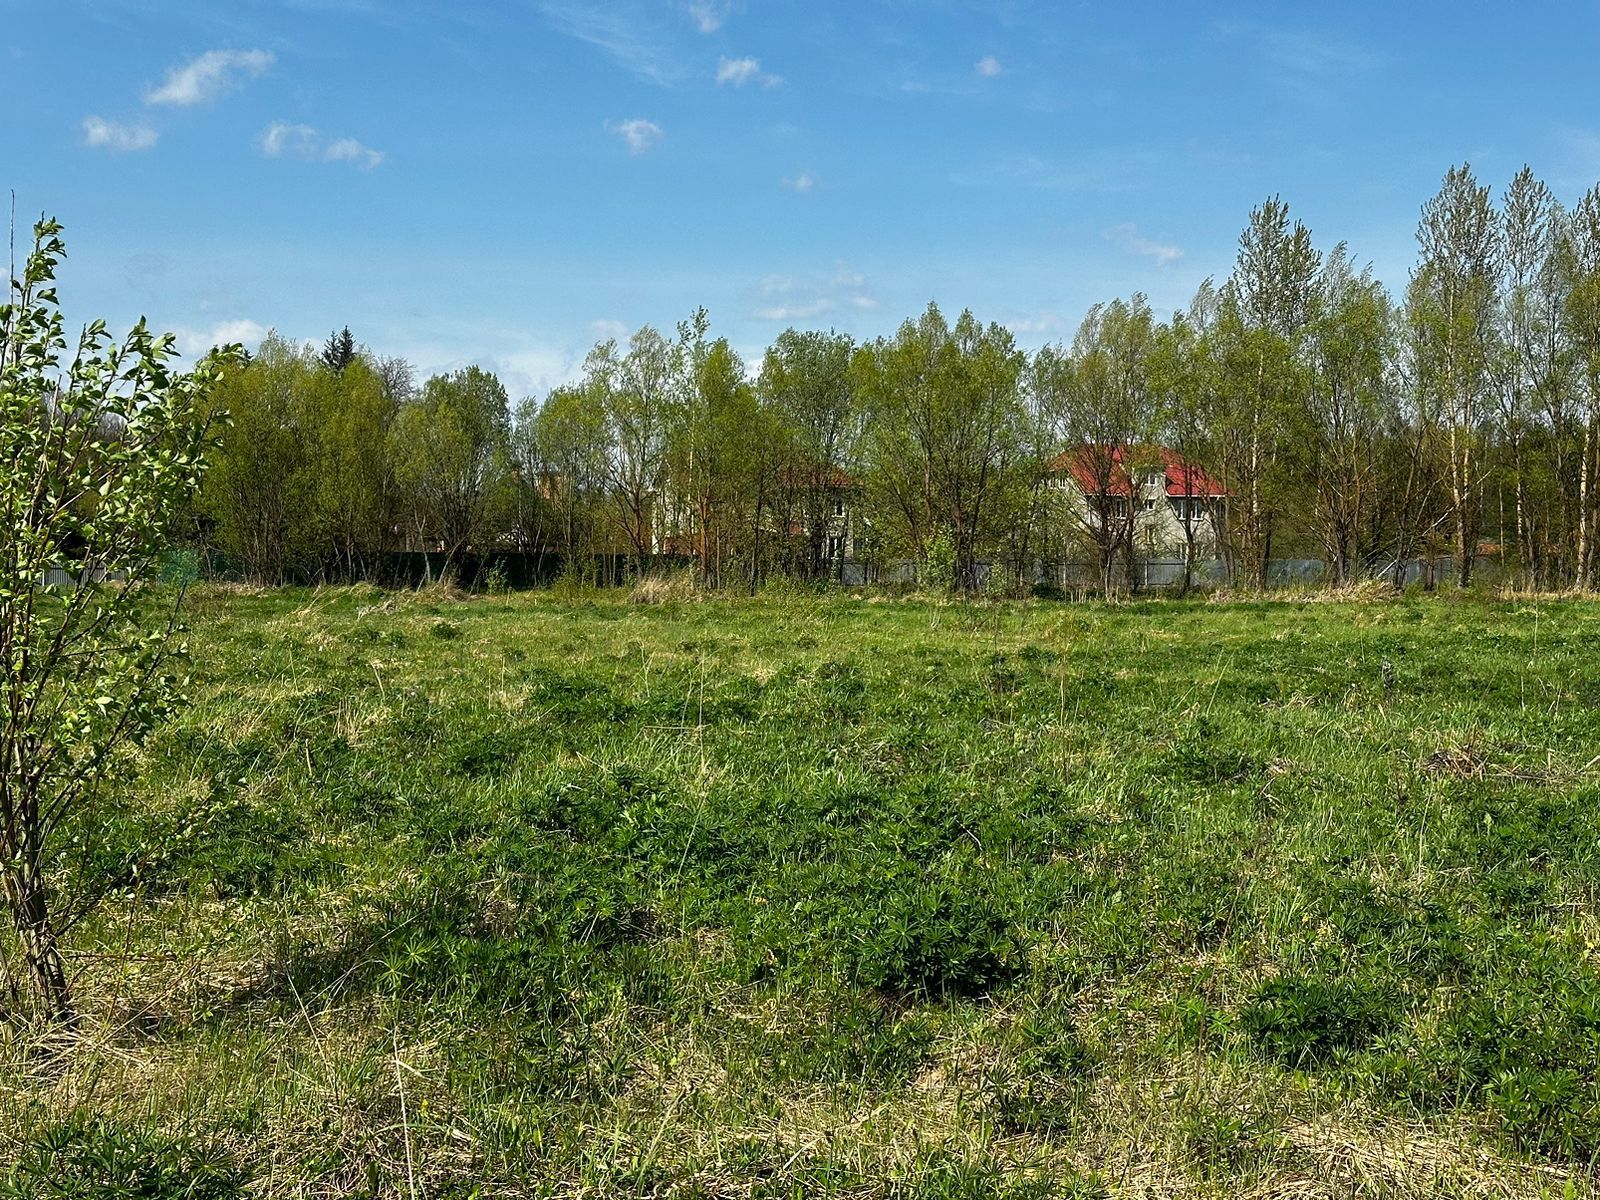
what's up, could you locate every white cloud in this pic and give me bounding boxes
[261,122,317,158]
[590,318,628,340]
[261,122,384,169]
[716,55,781,87]
[782,171,815,193]
[754,263,877,322]
[687,1,732,33]
[412,342,585,401]
[173,318,269,358]
[82,116,158,152]
[146,49,274,107]
[323,136,385,169]
[608,117,664,154]
[976,55,1003,78]
[1008,312,1066,336]
[1105,222,1183,266]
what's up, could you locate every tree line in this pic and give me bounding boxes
[188,162,1600,593]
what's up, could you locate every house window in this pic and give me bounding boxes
[1140,498,1155,513]
[833,496,846,518]
[827,535,843,559]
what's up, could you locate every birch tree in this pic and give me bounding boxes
[600,328,679,572]
[1303,246,1397,582]
[856,304,1026,591]
[1410,164,1500,588]
[389,365,513,574]
[1563,184,1600,589]
[760,329,859,580]
[1054,296,1158,594]
[1214,198,1319,588]
[1498,168,1564,585]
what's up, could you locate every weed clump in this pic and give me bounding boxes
[1,1120,248,1200]
[628,571,700,604]
[1243,974,1396,1066]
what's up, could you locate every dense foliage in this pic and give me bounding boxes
[7,588,1600,1196]
[191,163,1600,593]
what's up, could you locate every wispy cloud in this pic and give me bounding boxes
[686,0,733,33]
[1008,312,1066,336]
[1105,223,1182,266]
[590,318,629,340]
[537,2,682,85]
[782,171,815,193]
[608,117,664,154]
[261,122,384,168]
[1550,127,1600,191]
[82,116,158,152]
[754,264,877,322]
[146,48,274,106]
[716,55,781,87]
[975,55,1003,78]
[953,150,1157,194]
[1222,24,1381,105]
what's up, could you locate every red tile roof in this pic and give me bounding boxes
[1045,445,1228,498]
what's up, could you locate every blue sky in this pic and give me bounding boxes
[5,0,1600,397]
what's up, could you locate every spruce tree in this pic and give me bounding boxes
[321,325,357,373]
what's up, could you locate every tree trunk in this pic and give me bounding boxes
[1580,416,1595,592]
[1449,420,1474,589]
[4,861,76,1028]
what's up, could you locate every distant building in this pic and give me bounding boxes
[1044,445,1228,556]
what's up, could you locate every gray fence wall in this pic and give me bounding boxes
[42,566,124,589]
[839,555,1493,590]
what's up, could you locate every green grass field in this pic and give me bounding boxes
[5,588,1600,1198]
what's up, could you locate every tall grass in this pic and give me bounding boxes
[3,588,1599,1197]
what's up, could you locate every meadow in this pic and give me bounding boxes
[4,586,1600,1198]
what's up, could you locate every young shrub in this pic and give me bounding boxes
[0,218,239,1026]
[920,529,957,593]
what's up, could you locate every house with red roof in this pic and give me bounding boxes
[1044,445,1228,555]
